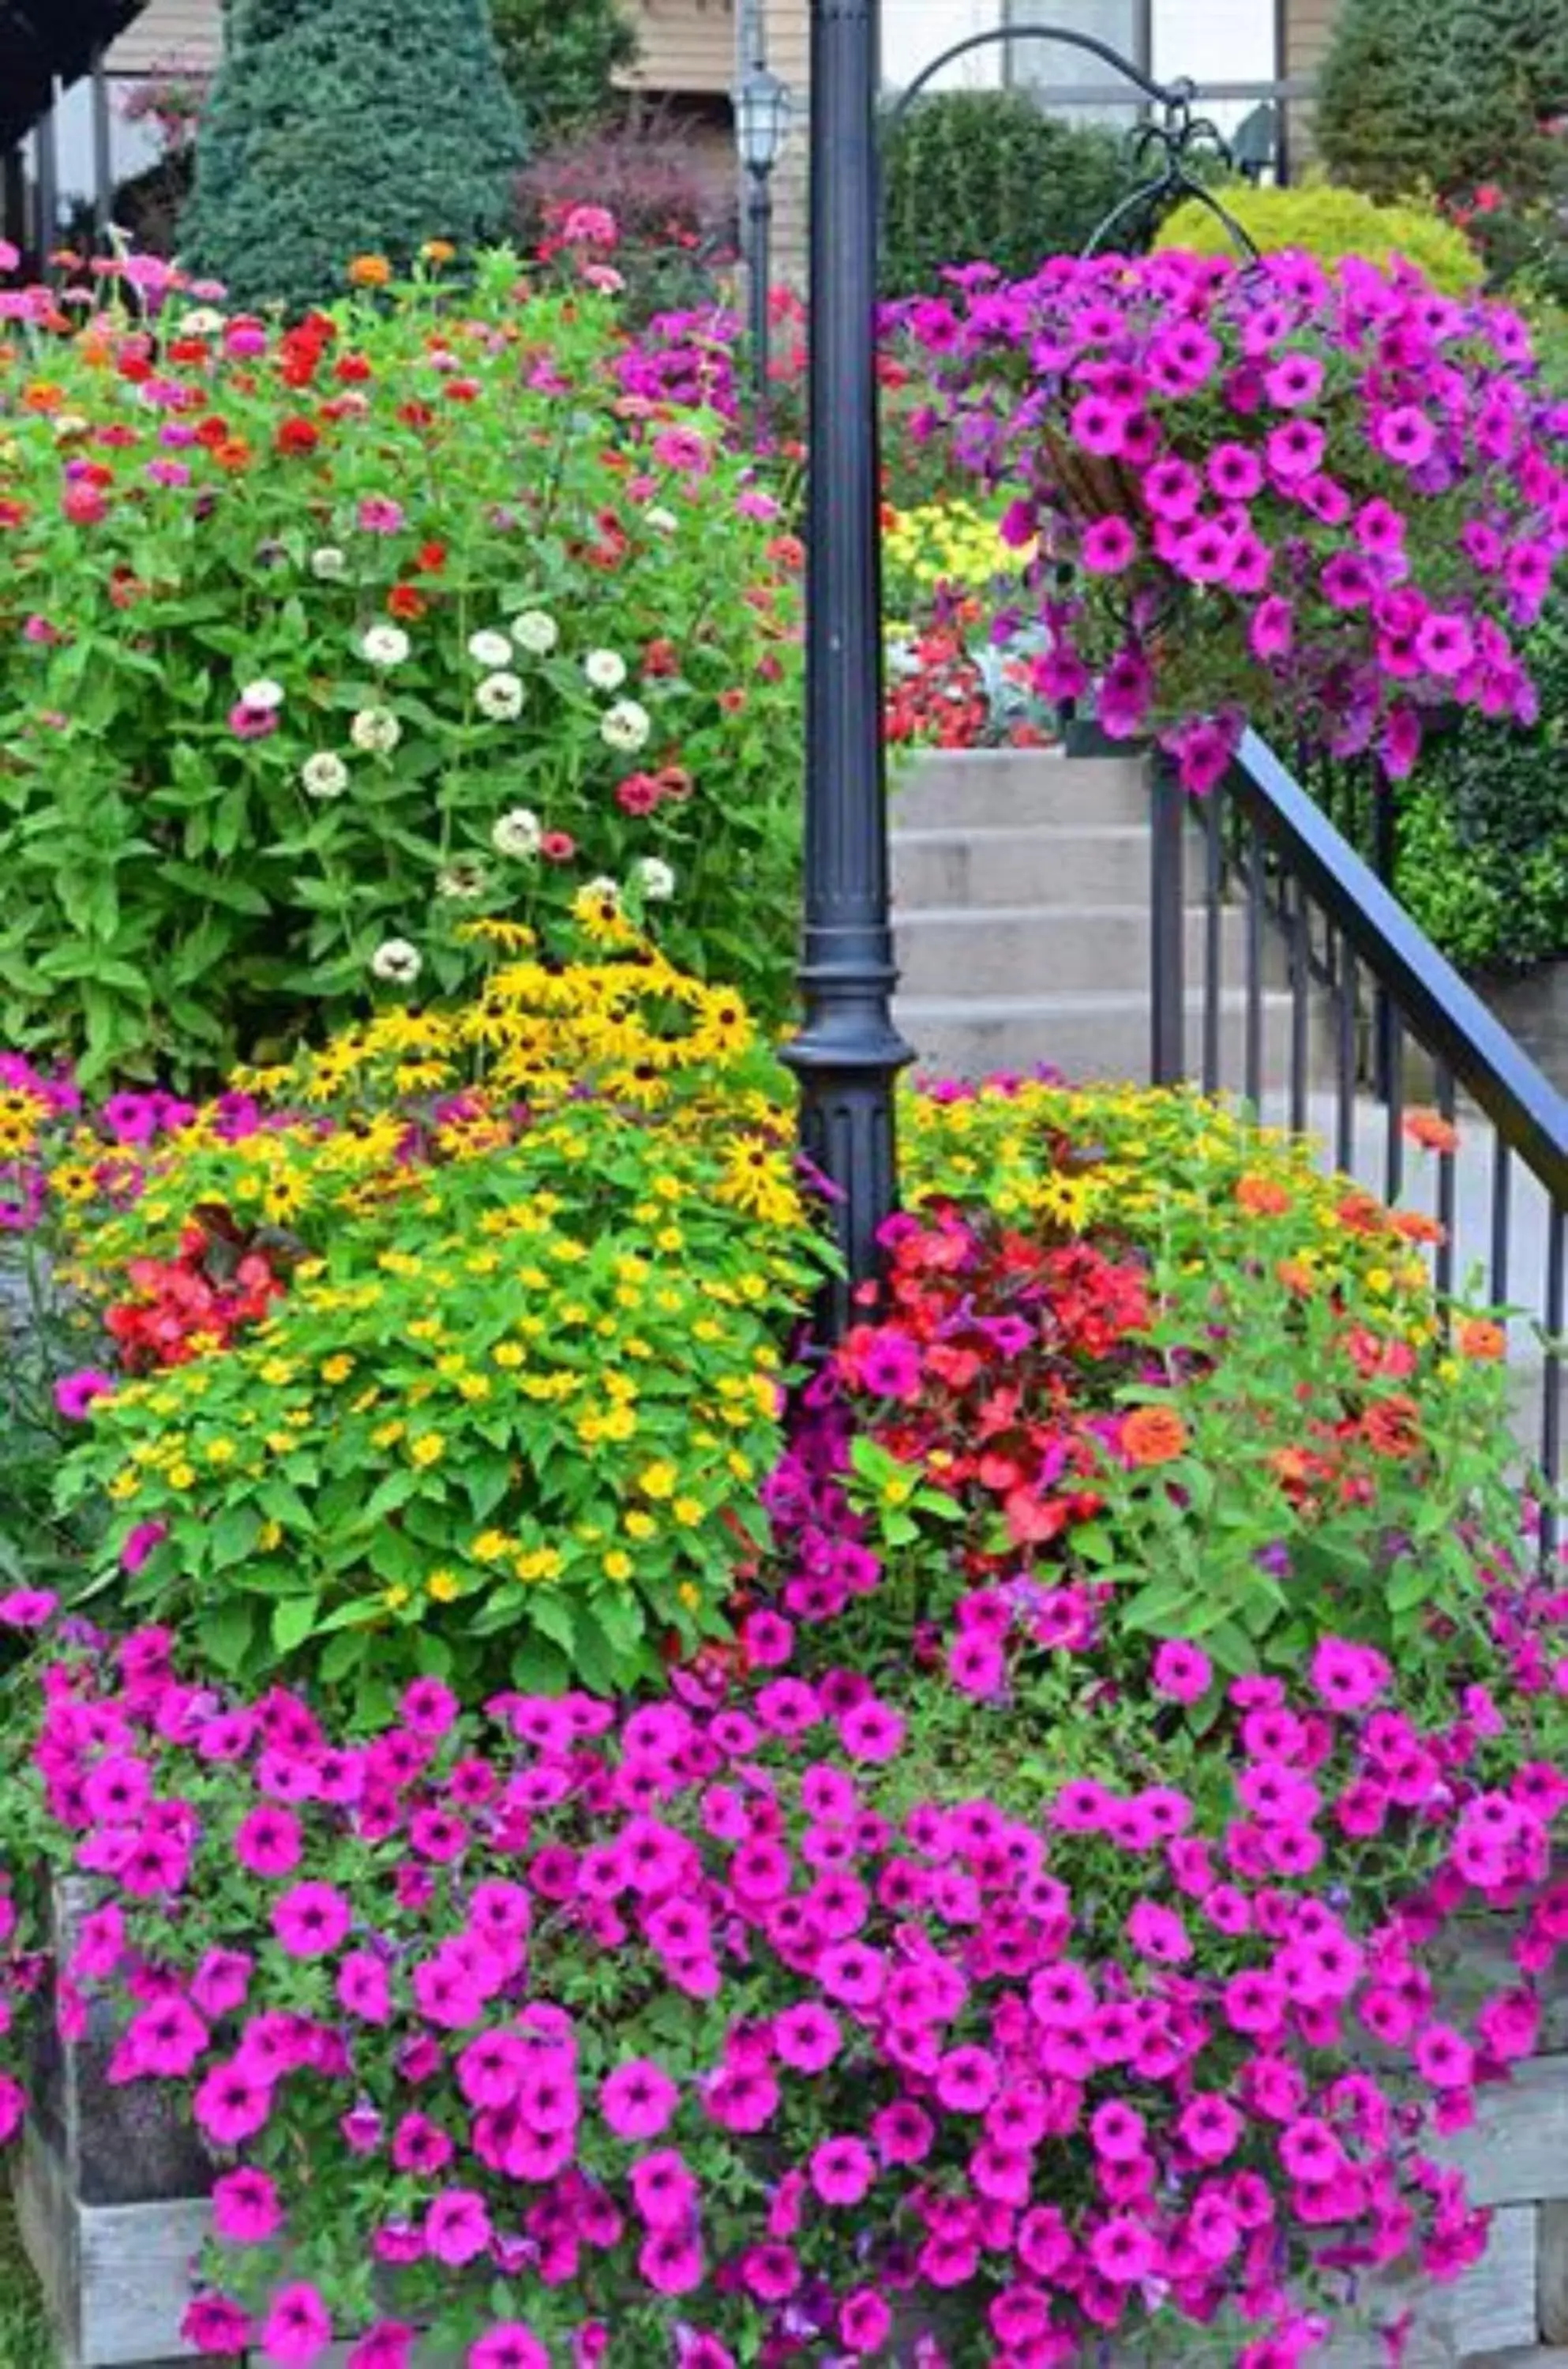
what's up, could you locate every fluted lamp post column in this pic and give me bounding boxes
[782,0,913,1337]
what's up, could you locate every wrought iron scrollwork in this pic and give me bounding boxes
[887,24,1261,265]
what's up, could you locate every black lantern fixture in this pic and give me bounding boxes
[782,0,912,1335]
[733,62,790,430]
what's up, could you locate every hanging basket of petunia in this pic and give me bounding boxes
[894,248,1568,788]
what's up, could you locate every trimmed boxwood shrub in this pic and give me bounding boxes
[181,0,527,313]
[490,0,637,142]
[881,89,1135,293]
[1393,596,1568,975]
[1156,181,1483,295]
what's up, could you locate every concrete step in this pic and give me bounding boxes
[895,903,1259,999]
[892,824,1204,910]
[897,989,1327,1090]
[894,749,1149,832]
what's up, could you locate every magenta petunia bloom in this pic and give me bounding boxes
[1151,1638,1211,1704]
[423,2187,493,2268]
[54,1368,114,1421]
[0,1586,58,1629]
[259,2282,333,2366]
[181,2296,253,2356]
[808,2134,876,2206]
[212,2167,283,2247]
[234,1804,303,1879]
[467,2328,550,2369]
[1375,404,1439,467]
[1080,515,1138,575]
[602,2056,680,2141]
[270,1879,353,1958]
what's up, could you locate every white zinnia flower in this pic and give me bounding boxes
[583,648,628,693]
[310,546,347,580]
[467,629,514,670]
[350,708,402,754]
[359,623,411,669]
[492,807,542,858]
[301,753,350,799]
[645,507,678,535]
[178,306,226,338]
[370,938,421,985]
[601,699,651,754]
[636,857,675,903]
[475,671,525,722]
[437,861,489,900]
[239,678,286,712]
[510,609,560,655]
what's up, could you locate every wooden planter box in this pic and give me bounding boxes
[16,1897,1568,2367]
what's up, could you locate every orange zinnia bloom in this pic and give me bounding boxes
[1121,1405,1189,1466]
[1403,1108,1461,1154]
[1390,1210,1446,1245]
[1236,1173,1291,1216]
[1456,1318,1506,1361]
[347,253,392,288]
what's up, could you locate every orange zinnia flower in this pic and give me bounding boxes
[1403,1108,1461,1154]
[1456,1318,1506,1361]
[1390,1210,1445,1245]
[1236,1173,1291,1216]
[1121,1405,1189,1466]
[421,238,456,264]
[347,253,392,288]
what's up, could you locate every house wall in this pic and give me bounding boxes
[627,0,736,96]
[104,0,221,73]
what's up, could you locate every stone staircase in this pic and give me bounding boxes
[893,748,1293,1088]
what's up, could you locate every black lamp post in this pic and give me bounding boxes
[782,0,912,1335]
[733,64,790,432]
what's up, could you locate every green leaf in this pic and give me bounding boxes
[271,1596,320,1656]
[210,1503,261,1571]
[203,1597,256,1677]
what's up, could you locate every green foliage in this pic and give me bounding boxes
[1315,0,1568,211]
[1393,596,1568,974]
[1157,180,1484,295]
[880,90,1133,293]
[180,0,527,313]
[0,266,802,1086]
[490,0,637,141]
[51,953,826,1714]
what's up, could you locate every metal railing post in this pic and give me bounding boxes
[1150,753,1187,1086]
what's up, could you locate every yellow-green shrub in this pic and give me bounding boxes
[1156,182,1483,295]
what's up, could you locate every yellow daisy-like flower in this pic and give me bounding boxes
[426,1569,463,1603]
[409,1433,446,1468]
[602,1549,634,1582]
[638,1462,677,1500]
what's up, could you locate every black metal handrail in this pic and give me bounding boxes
[1150,728,1568,1544]
[1230,734,1568,1201]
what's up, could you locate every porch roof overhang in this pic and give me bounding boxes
[0,0,148,153]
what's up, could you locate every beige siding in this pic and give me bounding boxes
[767,0,809,280]
[1285,0,1341,159]
[106,0,223,75]
[627,0,736,96]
